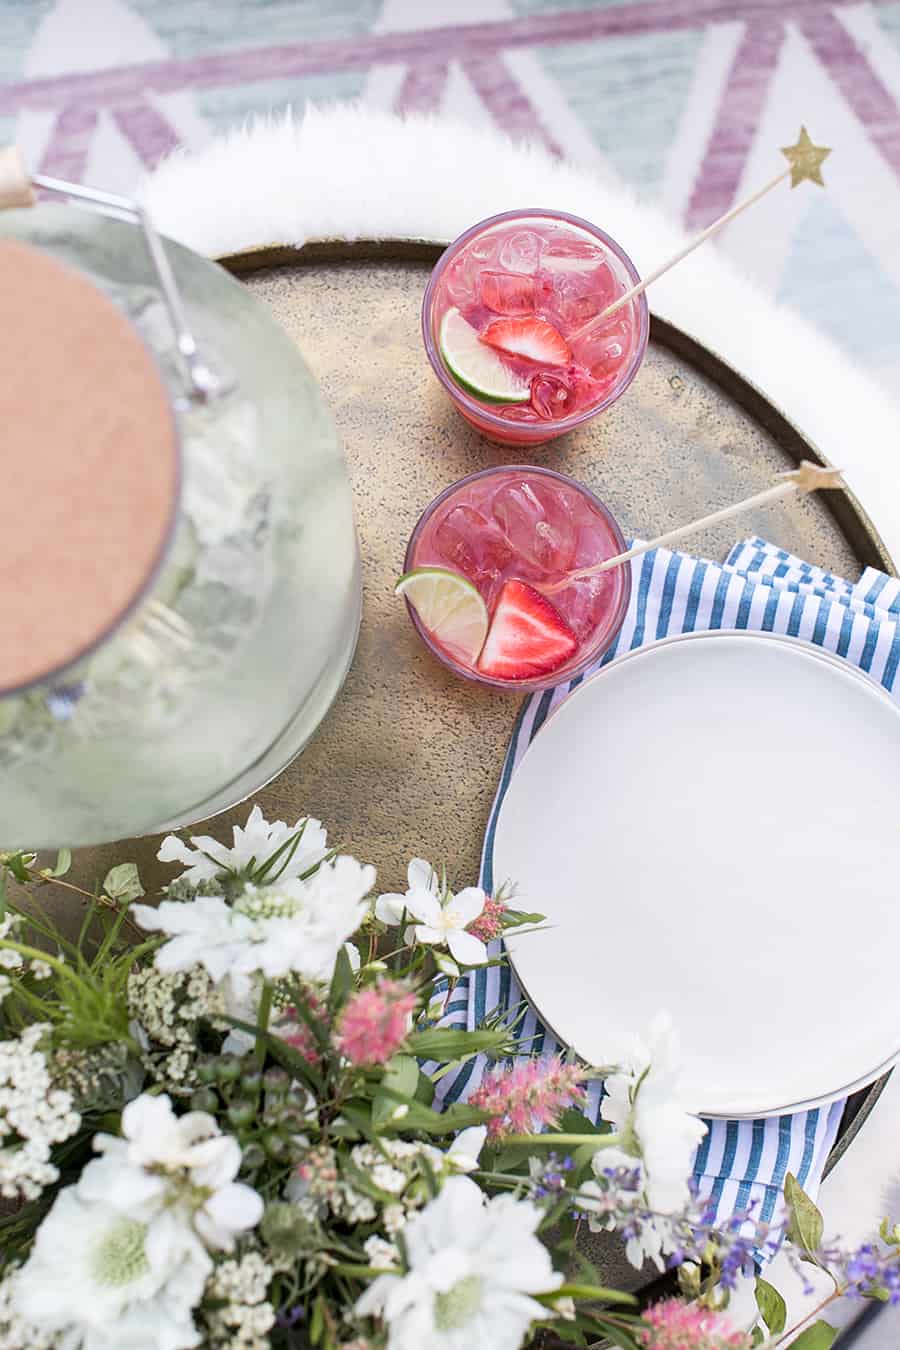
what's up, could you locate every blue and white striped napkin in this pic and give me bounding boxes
[433,536,900,1237]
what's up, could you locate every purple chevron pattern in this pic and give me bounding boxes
[4,0,900,388]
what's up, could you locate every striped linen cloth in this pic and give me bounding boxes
[431,536,900,1238]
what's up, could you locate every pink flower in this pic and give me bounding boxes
[470,1056,586,1141]
[335,979,417,1067]
[639,1299,752,1350]
[467,895,508,943]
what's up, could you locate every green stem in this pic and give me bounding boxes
[769,1286,845,1348]
[252,982,274,1069]
[26,868,146,941]
[500,1131,623,1149]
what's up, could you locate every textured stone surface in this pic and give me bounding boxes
[69,253,866,902]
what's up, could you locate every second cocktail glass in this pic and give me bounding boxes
[403,465,631,691]
[422,208,649,445]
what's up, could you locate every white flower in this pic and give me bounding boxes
[201,1252,275,1348]
[445,1126,487,1174]
[383,1202,406,1236]
[89,1093,263,1251]
[365,1235,401,1271]
[157,803,328,887]
[577,1147,663,1268]
[376,858,434,930]
[0,1024,80,1201]
[356,1175,562,1350]
[0,1266,56,1350]
[377,860,487,966]
[127,965,227,1091]
[12,1188,210,1350]
[577,1014,707,1270]
[345,940,362,972]
[133,856,375,998]
[599,1012,706,1215]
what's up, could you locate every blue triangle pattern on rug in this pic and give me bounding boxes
[777,193,900,366]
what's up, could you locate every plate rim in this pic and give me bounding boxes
[499,629,900,1118]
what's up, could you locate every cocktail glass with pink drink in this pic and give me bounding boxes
[400,465,630,690]
[422,209,649,445]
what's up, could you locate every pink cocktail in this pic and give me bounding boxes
[422,209,649,445]
[404,466,630,690]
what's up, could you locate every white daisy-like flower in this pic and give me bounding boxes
[444,1126,487,1174]
[375,859,435,931]
[599,1012,706,1215]
[376,860,487,967]
[356,1175,562,1350]
[12,1188,210,1350]
[132,856,375,999]
[577,1014,706,1270]
[157,803,328,887]
[87,1094,262,1252]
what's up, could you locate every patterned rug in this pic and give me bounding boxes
[4,0,900,397]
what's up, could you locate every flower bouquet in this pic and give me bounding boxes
[0,809,895,1350]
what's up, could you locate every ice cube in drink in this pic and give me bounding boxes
[422,209,648,445]
[404,465,630,689]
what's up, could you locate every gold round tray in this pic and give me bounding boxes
[72,238,891,897]
[64,240,894,1288]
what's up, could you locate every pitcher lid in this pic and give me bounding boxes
[0,237,179,693]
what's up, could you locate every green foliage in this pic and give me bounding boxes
[755,1276,787,1335]
[406,1025,510,1059]
[102,863,144,903]
[0,895,154,1051]
[372,1054,419,1127]
[328,943,355,1013]
[502,908,546,927]
[41,849,72,879]
[790,1321,837,1349]
[538,1283,636,1307]
[785,1172,825,1258]
[590,1318,641,1348]
[0,851,37,884]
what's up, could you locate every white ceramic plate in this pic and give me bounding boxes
[495,630,900,1118]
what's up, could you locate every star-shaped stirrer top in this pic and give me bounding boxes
[781,126,832,188]
[570,126,834,343]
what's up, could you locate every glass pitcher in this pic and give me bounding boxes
[0,162,361,848]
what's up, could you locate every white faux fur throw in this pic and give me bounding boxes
[144,102,900,569]
[144,110,900,1312]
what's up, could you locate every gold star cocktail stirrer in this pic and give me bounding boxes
[569,126,832,345]
[537,463,846,596]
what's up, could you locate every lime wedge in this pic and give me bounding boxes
[439,307,530,405]
[396,566,489,663]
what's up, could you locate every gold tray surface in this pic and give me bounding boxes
[71,242,890,901]
[58,242,894,1290]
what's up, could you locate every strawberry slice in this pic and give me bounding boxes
[477,579,577,681]
[480,316,572,367]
